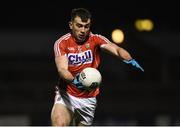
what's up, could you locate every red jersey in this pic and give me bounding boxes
[54,32,110,98]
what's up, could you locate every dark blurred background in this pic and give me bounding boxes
[0,0,180,126]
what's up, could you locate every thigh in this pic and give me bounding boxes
[51,103,73,126]
[68,95,97,126]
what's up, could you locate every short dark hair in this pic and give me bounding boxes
[71,8,91,22]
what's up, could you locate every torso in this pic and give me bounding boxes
[54,32,110,98]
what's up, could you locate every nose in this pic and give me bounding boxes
[80,27,85,33]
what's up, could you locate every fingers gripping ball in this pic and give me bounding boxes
[79,67,102,88]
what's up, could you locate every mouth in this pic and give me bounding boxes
[78,34,86,40]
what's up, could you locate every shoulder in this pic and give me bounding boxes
[89,32,104,38]
[89,32,110,43]
[54,33,71,51]
[55,33,71,45]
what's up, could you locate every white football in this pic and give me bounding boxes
[79,67,102,87]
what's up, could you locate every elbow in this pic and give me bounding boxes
[57,68,66,77]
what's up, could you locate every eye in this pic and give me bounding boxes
[85,24,90,29]
[76,24,83,28]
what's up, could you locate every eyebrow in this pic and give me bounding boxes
[76,22,90,26]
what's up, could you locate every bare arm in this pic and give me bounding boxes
[100,43,133,61]
[55,55,74,83]
[101,43,144,72]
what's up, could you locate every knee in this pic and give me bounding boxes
[51,115,68,126]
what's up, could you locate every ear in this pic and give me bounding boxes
[69,21,72,30]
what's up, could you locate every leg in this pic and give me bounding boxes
[71,116,86,126]
[70,116,86,126]
[51,103,73,126]
[77,122,87,126]
[72,108,94,126]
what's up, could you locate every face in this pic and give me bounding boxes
[69,16,91,43]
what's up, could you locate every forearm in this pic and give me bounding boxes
[101,43,144,72]
[59,68,85,89]
[55,56,75,83]
[58,68,74,83]
[117,47,133,61]
[101,43,133,61]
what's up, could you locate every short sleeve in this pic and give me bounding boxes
[54,40,67,57]
[93,34,111,47]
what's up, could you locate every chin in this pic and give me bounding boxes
[77,38,85,43]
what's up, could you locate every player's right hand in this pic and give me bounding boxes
[72,74,84,89]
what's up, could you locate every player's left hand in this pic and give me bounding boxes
[123,59,144,72]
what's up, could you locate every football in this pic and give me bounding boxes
[79,67,102,87]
